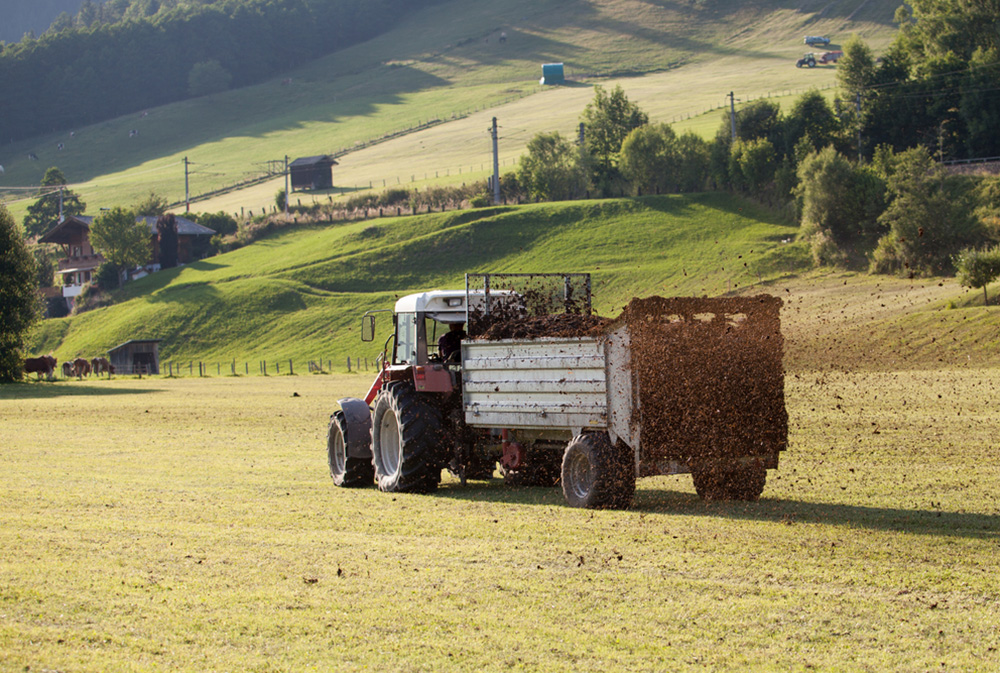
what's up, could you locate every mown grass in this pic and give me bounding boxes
[1,368,998,671]
[0,0,898,221]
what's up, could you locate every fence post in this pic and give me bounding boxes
[264,360,267,376]
[277,361,280,374]
[347,357,351,372]
[289,359,294,375]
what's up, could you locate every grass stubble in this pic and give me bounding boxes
[1,359,998,671]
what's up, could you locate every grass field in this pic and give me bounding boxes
[0,0,898,222]
[2,365,998,671]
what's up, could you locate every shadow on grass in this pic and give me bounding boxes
[0,383,162,400]
[437,480,999,539]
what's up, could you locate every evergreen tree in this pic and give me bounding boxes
[0,205,39,382]
[21,167,86,239]
[156,213,178,269]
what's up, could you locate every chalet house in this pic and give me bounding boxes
[289,155,338,191]
[39,214,215,305]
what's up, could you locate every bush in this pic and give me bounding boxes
[517,131,588,201]
[873,147,981,275]
[191,211,238,237]
[955,245,1000,304]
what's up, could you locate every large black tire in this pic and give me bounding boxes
[327,411,375,488]
[371,381,443,494]
[692,462,766,501]
[561,433,635,509]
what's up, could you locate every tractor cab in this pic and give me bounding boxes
[362,289,520,366]
[361,289,523,402]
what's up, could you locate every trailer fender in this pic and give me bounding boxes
[338,397,373,459]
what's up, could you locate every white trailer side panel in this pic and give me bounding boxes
[462,337,608,431]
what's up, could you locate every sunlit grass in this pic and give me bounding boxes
[1,369,997,671]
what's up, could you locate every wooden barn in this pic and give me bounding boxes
[289,155,337,191]
[108,339,162,375]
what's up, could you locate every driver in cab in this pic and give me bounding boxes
[438,322,466,362]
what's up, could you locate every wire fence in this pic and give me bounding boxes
[160,357,377,378]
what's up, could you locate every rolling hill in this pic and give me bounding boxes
[27,194,1000,374]
[1,0,900,221]
[17,0,988,378]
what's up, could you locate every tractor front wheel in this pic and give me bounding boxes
[371,382,443,494]
[328,411,375,487]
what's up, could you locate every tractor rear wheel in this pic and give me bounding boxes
[561,433,635,509]
[692,462,766,501]
[371,382,443,494]
[328,411,375,487]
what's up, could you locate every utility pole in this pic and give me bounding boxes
[184,156,190,213]
[58,186,64,222]
[491,117,501,205]
[284,155,290,215]
[728,92,737,142]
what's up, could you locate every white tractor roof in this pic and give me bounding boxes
[394,289,519,323]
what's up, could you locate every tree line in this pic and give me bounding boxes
[0,0,444,143]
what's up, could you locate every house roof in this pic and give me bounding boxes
[289,155,338,168]
[39,214,215,244]
[108,338,163,354]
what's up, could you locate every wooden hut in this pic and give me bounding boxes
[289,155,338,191]
[108,339,162,375]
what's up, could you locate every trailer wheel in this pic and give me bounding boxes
[692,462,766,501]
[371,382,443,494]
[561,433,635,509]
[328,411,375,487]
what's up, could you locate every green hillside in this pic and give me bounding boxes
[28,194,1000,373]
[0,0,899,220]
[30,193,804,362]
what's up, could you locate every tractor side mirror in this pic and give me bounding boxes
[361,314,376,342]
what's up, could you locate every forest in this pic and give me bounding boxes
[0,0,445,143]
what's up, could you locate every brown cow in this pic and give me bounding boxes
[72,357,91,378]
[24,355,56,380]
[61,362,73,378]
[92,356,112,377]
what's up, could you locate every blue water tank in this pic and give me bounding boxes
[540,63,565,85]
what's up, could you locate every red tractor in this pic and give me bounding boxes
[327,273,788,508]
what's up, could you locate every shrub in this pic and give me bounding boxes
[955,245,1000,304]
